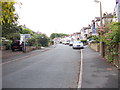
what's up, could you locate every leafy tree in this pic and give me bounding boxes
[2,24,22,38]
[27,36,37,46]
[50,33,68,39]
[20,28,34,36]
[8,32,20,40]
[59,33,68,37]
[1,1,22,39]
[37,34,49,47]
[27,33,50,47]
[1,1,18,25]
[50,33,58,39]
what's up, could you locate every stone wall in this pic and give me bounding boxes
[0,46,6,50]
[104,45,120,69]
[118,45,120,69]
[89,42,100,52]
[25,46,41,52]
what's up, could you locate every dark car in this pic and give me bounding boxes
[11,40,23,51]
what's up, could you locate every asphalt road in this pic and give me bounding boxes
[3,44,81,88]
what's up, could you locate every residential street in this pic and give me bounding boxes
[2,44,119,89]
[3,44,81,88]
[1,0,120,89]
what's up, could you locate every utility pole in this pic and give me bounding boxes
[117,0,120,22]
[99,1,104,57]
[94,0,104,57]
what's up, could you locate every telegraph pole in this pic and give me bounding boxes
[94,0,104,57]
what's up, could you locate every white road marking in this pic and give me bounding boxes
[78,49,83,88]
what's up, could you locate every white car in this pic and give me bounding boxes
[69,41,73,46]
[72,41,84,49]
[62,41,69,45]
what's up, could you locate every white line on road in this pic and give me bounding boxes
[78,49,83,88]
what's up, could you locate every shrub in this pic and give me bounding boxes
[101,22,120,62]
[81,40,87,43]
[87,35,100,43]
[81,40,87,45]
[87,36,93,39]
[2,38,12,50]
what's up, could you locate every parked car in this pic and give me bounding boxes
[72,41,84,49]
[62,41,70,45]
[11,40,23,51]
[69,41,73,46]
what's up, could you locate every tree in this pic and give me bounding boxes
[27,33,50,47]
[50,33,57,39]
[50,33,68,39]
[1,1,18,25]
[37,34,50,47]
[1,1,22,38]
[20,28,34,36]
[2,24,22,38]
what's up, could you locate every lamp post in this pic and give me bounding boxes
[94,0,104,57]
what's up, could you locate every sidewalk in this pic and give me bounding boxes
[2,45,55,63]
[2,50,23,59]
[81,46,119,88]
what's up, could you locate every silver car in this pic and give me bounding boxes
[72,41,84,49]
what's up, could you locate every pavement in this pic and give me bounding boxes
[2,45,55,63]
[2,50,23,59]
[81,46,119,89]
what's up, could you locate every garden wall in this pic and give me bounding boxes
[0,46,6,50]
[118,45,120,69]
[0,46,41,52]
[25,46,41,52]
[113,45,120,69]
[104,44,120,69]
[89,42,100,52]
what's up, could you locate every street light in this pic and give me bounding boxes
[94,0,104,57]
[94,0,103,28]
[94,0,100,3]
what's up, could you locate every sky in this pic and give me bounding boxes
[15,0,116,36]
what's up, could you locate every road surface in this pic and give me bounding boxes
[3,44,81,88]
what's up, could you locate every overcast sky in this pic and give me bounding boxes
[15,0,116,36]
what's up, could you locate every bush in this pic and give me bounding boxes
[2,39,12,50]
[81,40,87,45]
[26,34,50,47]
[87,35,100,43]
[81,40,87,43]
[87,36,93,39]
[27,37,37,46]
[101,22,120,62]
